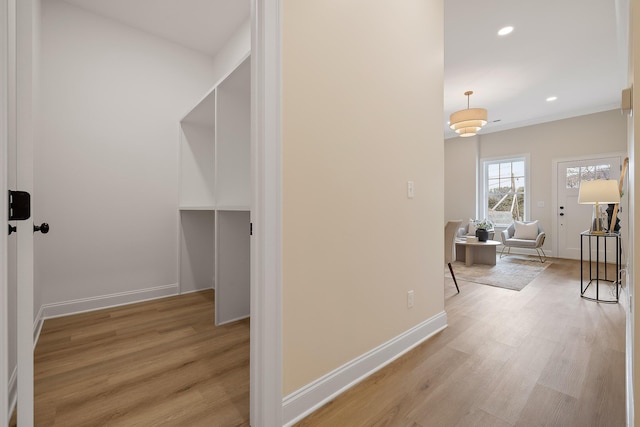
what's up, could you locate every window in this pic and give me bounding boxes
[482,157,527,226]
[566,164,611,188]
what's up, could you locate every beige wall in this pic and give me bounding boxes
[445,110,627,255]
[282,0,444,394]
[445,136,478,221]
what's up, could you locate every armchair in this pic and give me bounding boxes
[500,221,547,263]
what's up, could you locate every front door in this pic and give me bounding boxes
[556,155,621,260]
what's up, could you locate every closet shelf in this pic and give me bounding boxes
[178,205,249,211]
[179,205,216,211]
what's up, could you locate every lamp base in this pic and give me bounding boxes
[590,203,608,235]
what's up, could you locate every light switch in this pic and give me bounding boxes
[407,181,414,199]
[537,201,545,208]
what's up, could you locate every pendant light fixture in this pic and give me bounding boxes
[449,91,488,137]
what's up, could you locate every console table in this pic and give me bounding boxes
[580,231,621,303]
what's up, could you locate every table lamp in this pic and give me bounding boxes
[578,179,621,235]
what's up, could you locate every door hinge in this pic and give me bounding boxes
[8,190,31,221]
[250,222,253,236]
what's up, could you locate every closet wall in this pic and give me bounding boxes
[36,0,249,318]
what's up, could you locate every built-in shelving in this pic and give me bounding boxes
[178,56,250,326]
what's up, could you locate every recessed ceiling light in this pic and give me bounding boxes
[546,96,558,102]
[498,26,514,36]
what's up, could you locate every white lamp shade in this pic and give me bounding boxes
[449,108,488,131]
[578,179,620,204]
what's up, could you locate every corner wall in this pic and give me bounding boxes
[281,0,445,411]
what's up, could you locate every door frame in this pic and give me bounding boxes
[1,0,9,423]
[552,151,626,259]
[250,0,283,426]
[3,1,285,425]
[16,0,37,425]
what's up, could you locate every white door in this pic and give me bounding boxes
[556,156,621,260]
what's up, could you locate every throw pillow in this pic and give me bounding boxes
[467,219,477,236]
[513,220,538,240]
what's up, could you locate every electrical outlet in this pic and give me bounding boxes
[407,290,414,308]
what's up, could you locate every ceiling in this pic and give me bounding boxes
[60,0,628,138]
[445,0,628,138]
[60,0,250,57]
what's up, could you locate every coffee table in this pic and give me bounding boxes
[454,239,501,266]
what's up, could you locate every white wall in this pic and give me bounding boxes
[209,19,250,89]
[445,109,627,256]
[36,1,219,311]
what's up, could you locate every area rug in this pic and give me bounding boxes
[446,256,552,291]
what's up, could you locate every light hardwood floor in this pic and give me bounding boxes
[11,258,625,426]
[296,258,626,426]
[18,290,250,426]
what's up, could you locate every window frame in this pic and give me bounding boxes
[479,154,530,227]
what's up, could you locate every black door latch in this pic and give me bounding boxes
[8,190,31,221]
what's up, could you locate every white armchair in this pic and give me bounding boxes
[500,221,547,262]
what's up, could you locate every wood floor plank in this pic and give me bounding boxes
[406,354,507,426]
[454,408,513,427]
[514,383,578,427]
[536,325,592,398]
[473,325,559,424]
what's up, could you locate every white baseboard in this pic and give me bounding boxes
[217,314,250,326]
[7,366,16,425]
[40,283,179,321]
[33,304,44,348]
[282,311,448,426]
[624,281,634,427]
[178,286,214,296]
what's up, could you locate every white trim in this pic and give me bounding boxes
[176,123,183,295]
[250,1,283,426]
[178,287,214,295]
[625,280,634,427]
[39,284,179,320]
[0,0,8,423]
[16,0,37,423]
[217,314,250,326]
[282,312,448,426]
[479,154,531,226]
[33,304,43,347]
[7,366,15,426]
